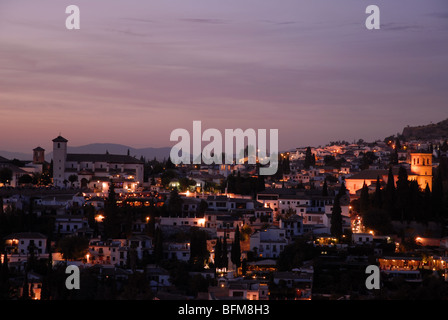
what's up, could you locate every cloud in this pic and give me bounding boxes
[180,18,229,24]
[380,22,423,31]
[427,12,448,19]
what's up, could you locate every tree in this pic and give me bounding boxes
[231,226,241,273]
[338,181,347,197]
[431,167,445,222]
[18,174,33,185]
[396,166,410,221]
[277,238,317,271]
[103,180,121,238]
[153,227,164,265]
[68,174,78,187]
[56,236,89,261]
[322,180,329,196]
[423,183,433,221]
[196,199,208,217]
[167,189,183,217]
[256,164,266,192]
[119,272,153,300]
[0,249,10,299]
[390,148,399,165]
[373,176,383,209]
[360,151,378,170]
[0,168,12,186]
[282,154,291,174]
[214,238,223,270]
[363,207,393,235]
[408,179,422,221]
[165,157,175,170]
[330,195,343,239]
[383,166,396,222]
[221,236,228,271]
[360,181,370,215]
[21,271,30,300]
[304,147,315,169]
[189,228,209,266]
[179,177,197,192]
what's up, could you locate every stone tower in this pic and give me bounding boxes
[52,135,68,187]
[33,146,45,164]
[410,152,432,191]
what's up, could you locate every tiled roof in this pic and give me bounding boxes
[52,135,68,143]
[4,232,47,240]
[347,167,415,181]
[66,153,143,164]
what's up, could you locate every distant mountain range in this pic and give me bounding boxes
[0,143,172,162]
[402,118,448,140]
[0,151,32,161]
[2,119,447,162]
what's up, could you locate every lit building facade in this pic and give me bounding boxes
[410,152,432,191]
[52,135,144,190]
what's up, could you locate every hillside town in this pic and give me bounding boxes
[1,134,448,300]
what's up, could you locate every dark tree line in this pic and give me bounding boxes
[225,171,265,196]
[356,158,448,235]
[330,182,348,239]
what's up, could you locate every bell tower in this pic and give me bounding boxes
[33,147,45,164]
[410,152,432,191]
[52,135,68,187]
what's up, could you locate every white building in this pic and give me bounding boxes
[88,238,127,266]
[164,242,190,261]
[227,280,269,300]
[52,135,144,190]
[3,232,49,271]
[279,215,304,239]
[250,227,287,259]
[157,216,206,228]
[352,233,374,245]
[54,215,89,235]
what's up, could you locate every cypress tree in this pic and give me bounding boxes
[330,195,343,240]
[423,183,432,221]
[231,226,241,273]
[104,179,122,238]
[222,236,228,271]
[373,176,383,208]
[41,246,53,300]
[338,181,347,197]
[214,238,222,270]
[322,180,329,196]
[21,271,30,300]
[153,227,164,265]
[409,179,422,222]
[360,181,370,215]
[384,166,396,219]
[167,189,183,217]
[304,147,315,169]
[396,166,410,221]
[0,250,10,299]
[432,168,444,222]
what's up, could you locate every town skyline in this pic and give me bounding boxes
[1,0,448,153]
[1,116,446,160]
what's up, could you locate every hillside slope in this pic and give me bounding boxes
[402,118,448,140]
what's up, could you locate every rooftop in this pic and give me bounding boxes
[52,135,68,143]
[66,153,143,164]
[4,232,47,240]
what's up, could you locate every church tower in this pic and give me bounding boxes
[410,152,432,191]
[33,146,45,164]
[52,135,68,187]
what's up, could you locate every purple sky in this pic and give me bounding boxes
[1,0,448,154]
